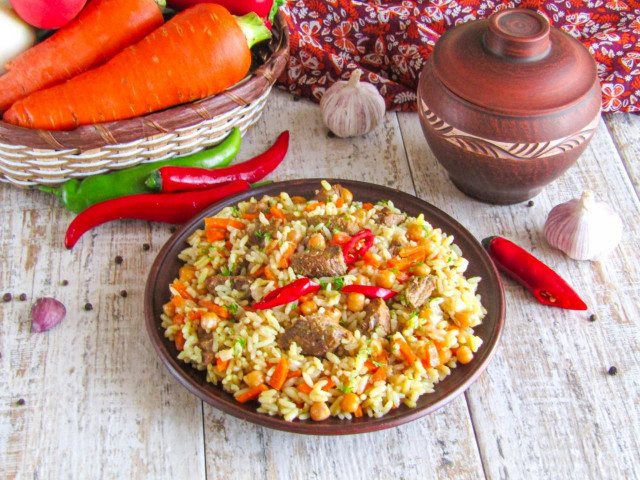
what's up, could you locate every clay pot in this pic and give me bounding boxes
[417,8,601,204]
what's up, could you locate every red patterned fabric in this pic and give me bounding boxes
[277,0,640,113]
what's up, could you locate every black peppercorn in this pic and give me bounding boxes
[115,255,123,265]
[527,200,535,207]
[589,314,598,322]
[327,130,336,138]
[19,293,27,301]
[293,94,301,102]
[61,280,69,286]
[169,226,177,233]
[142,243,151,251]
[120,290,128,298]
[16,398,25,406]
[2,293,12,302]
[607,366,617,376]
[84,302,93,311]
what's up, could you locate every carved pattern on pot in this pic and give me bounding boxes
[420,100,600,160]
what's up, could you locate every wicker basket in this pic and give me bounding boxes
[0,13,289,188]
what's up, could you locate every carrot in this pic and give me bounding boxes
[171,281,193,300]
[206,229,226,243]
[387,257,412,272]
[392,338,417,364]
[4,5,271,130]
[251,266,266,278]
[364,360,377,373]
[278,242,297,269]
[362,203,374,210]
[0,0,164,113]
[174,330,186,351]
[305,202,322,212]
[297,382,313,395]
[205,217,246,231]
[270,206,286,219]
[286,370,302,380]
[172,313,185,326]
[187,310,204,321]
[335,198,344,208]
[170,294,184,308]
[235,384,268,403]
[332,232,351,245]
[268,357,289,390]
[399,245,427,258]
[321,377,335,391]
[363,251,381,268]
[371,366,387,383]
[264,267,277,281]
[242,213,259,220]
[354,405,363,418]
[216,357,230,372]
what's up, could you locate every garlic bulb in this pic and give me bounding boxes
[320,69,386,138]
[543,190,623,261]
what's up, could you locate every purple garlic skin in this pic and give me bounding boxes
[31,297,66,333]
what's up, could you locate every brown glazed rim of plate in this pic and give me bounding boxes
[144,179,505,435]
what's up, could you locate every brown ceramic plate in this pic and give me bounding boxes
[144,179,505,435]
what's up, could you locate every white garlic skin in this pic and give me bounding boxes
[543,190,623,261]
[320,69,386,138]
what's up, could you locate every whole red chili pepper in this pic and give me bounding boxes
[482,236,587,310]
[340,285,396,300]
[342,229,374,264]
[145,131,289,193]
[65,180,250,249]
[253,278,321,310]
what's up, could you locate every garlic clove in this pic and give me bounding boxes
[31,297,66,333]
[319,69,386,138]
[543,190,623,261]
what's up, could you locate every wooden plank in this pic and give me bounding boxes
[201,90,486,480]
[397,112,640,479]
[0,189,206,479]
[604,113,640,196]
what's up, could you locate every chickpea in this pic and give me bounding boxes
[287,229,303,243]
[376,270,396,289]
[291,196,307,204]
[179,265,196,283]
[163,302,176,317]
[456,346,474,364]
[308,233,326,250]
[347,292,365,312]
[341,188,354,204]
[439,348,452,365]
[300,300,318,315]
[412,263,430,277]
[200,312,220,332]
[340,392,360,413]
[310,401,331,421]
[325,307,343,322]
[244,370,265,388]
[354,274,368,285]
[407,223,426,242]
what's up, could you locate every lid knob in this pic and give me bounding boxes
[484,9,550,60]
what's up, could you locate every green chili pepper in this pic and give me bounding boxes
[39,127,242,213]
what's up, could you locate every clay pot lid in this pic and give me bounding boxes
[431,9,598,117]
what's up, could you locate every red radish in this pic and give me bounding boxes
[10,0,87,29]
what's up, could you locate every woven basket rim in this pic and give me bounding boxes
[0,12,289,152]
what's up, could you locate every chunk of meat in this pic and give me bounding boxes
[358,298,391,335]
[205,275,253,294]
[278,314,351,357]
[246,221,282,246]
[290,244,347,278]
[197,328,215,366]
[378,207,406,227]
[314,184,344,203]
[246,201,266,214]
[405,276,436,309]
[311,215,362,236]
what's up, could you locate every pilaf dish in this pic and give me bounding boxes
[161,181,486,421]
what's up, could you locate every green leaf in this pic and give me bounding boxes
[269,0,284,22]
[233,337,246,357]
[320,280,328,290]
[332,276,345,291]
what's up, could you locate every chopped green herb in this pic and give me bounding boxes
[255,231,266,238]
[320,280,328,290]
[233,338,246,357]
[225,303,239,315]
[372,360,385,367]
[377,200,389,206]
[231,206,240,218]
[332,276,345,291]
[338,380,353,394]
[391,268,399,275]
[332,227,341,233]
[447,256,453,263]
[220,267,232,276]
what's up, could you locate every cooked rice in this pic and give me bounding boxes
[161,183,486,421]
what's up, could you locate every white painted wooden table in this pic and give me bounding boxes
[2,90,639,479]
